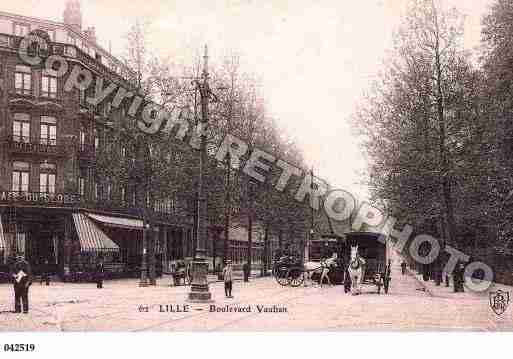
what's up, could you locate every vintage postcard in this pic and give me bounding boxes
[0,0,512,347]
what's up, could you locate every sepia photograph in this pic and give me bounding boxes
[0,0,512,356]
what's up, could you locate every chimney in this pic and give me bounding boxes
[63,0,82,31]
[84,27,97,44]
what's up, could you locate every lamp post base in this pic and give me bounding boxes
[187,258,213,303]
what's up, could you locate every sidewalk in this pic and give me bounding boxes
[408,269,513,300]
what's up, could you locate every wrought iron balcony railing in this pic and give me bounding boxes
[2,135,68,157]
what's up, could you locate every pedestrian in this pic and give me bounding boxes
[401,261,407,275]
[243,262,250,282]
[458,262,465,292]
[453,262,464,293]
[95,258,104,289]
[222,260,233,298]
[40,259,50,286]
[11,254,32,314]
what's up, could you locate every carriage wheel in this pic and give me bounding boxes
[288,267,304,287]
[275,266,290,286]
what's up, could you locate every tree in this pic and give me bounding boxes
[354,0,487,254]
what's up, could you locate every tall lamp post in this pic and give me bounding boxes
[188,45,213,302]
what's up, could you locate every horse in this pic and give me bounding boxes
[304,253,338,287]
[347,245,366,295]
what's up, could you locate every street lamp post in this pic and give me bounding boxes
[187,45,213,302]
[139,209,149,287]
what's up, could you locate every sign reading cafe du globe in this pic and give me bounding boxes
[0,191,81,205]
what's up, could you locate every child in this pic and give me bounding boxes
[222,260,233,298]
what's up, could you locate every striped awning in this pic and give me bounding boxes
[72,213,119,253]
[0,214,5,251]
[86,213,143,230]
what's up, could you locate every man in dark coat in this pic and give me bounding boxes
[11,255,32,314]
[95,259,104,289]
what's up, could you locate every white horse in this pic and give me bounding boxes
[304,253,337,287]
[348,245,366,295]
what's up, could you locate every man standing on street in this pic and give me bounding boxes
[223,260,233,298]
[401,261,407,275]
[11,254,32,314]
[95,258,104,289]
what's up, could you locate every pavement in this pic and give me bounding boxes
[0,262,512,331]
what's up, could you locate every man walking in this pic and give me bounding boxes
[223,260,233,298]
[401,261,407,275]
[11,255,32,314]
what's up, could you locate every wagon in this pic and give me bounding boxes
[345,232,391,294]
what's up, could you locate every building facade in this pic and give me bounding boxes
[0,1,195,279]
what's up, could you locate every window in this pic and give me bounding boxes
[15,65,31,95]
[78,88,86,105]
[94,129,99,152]
[79,128,86,150]
[78,177,85,196]
[40,162,56,194]
[13,23,29,37]
[121,186,126,204]
[13,113,30,143]
[40,116,57,146]
[41,69,57,98]
[67,34,76,46]
[94,182,98,200]
[64,45,76,57]
[105,183,113,200]
[12,161,29,192]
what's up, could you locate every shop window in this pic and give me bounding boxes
[40,116,57,146]
[41,69,57,98]
[13,113,30,143]
[40,162,56,194]
[12,161,29,192]
[15,65,31,95]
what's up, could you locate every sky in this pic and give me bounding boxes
[2,0,493,198]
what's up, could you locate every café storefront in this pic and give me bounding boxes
[0,190,193,281]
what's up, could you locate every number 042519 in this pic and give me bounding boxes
[4,344,36,352]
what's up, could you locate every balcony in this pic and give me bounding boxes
[2,135,68,157]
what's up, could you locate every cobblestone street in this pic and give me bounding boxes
[1,261,511,331]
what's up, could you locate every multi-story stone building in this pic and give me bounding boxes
[0,1,195,279]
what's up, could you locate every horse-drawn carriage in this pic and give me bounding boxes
[272,235,344,287]
[272,232,391,294]
[345,232,391,294]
